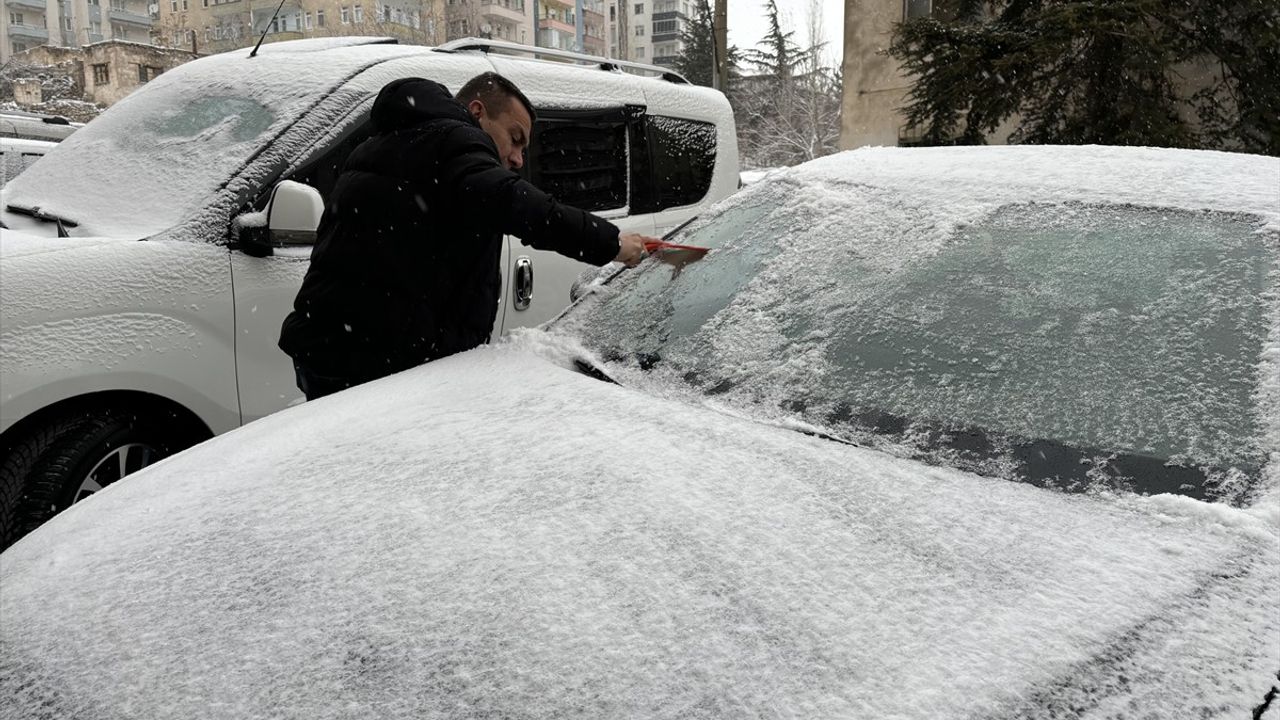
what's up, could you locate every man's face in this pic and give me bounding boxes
[470,97,531,171]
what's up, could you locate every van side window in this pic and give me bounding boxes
[630,115,717,214]
[526,109,628,212]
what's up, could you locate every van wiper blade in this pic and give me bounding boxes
[6,204,78,237]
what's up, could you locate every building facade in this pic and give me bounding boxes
[151,0,445,56]
[2,0,155,64]
[5,40,196,108]
[605,0,688,65]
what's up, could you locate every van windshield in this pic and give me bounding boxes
[0,50,380,239]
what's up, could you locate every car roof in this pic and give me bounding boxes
[787,145,1280,231]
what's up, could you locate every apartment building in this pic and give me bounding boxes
[2,0,154,64]
[604,0,687,66]
[151,0,444,55]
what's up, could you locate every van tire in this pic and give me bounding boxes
[3,409,181,550]
[0,414,94,550]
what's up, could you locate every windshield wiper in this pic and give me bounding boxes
[6,204,78,238]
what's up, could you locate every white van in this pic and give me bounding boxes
[0,111,82,143]
[0,137,57,186]
[0,37,738,547]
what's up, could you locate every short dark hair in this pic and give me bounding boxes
[455,72,536,122]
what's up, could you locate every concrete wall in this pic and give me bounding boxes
[839,0,911,149]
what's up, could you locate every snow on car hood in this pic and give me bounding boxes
[2,342,1276,718]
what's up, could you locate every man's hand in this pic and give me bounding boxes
[614,233,653,267]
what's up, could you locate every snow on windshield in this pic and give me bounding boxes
[559,147,1280,499]
[0,347,1276,717]
[1,46,407,239]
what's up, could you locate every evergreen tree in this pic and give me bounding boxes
[888,0,1280,155]
[673,0,715,87]
[742,0,807,82]
[732,0,840,167]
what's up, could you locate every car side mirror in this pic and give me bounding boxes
[234,180,324,257]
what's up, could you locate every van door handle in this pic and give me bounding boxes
[513,256,533,310]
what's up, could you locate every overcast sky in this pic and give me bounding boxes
[726,0,845,67]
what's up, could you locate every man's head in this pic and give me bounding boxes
[456,72,535,171]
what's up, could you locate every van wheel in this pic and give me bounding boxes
[0,414,91,550]
[3,409,182,550]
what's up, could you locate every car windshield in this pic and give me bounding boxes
[0,51,372,239]
[558,177,1277,502]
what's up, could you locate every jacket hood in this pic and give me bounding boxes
[369,77,478,134]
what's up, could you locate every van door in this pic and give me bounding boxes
[228,117,374,422]
[500,107,655,334]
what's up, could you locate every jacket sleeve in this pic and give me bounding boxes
[435,128,622,266]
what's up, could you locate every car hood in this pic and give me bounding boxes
[2,339,1277,718]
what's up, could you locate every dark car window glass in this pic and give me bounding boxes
[563,190,1275,502]
[526,111,628,212]
[631,115,717,214]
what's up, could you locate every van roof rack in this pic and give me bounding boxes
[434,37,690,85]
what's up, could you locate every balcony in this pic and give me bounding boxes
[537,15,573,33]
[6,23,49,40]
[108,7,152,25]
[4,0,47,13]
[480,0,524,24]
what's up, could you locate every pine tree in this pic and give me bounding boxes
[732,0,840,167]
[888,0,1280,155]
[673,0,715,87]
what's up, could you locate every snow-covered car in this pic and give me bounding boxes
[2,145,1277,717]
[0,37,739,548]
[0,137,57,186]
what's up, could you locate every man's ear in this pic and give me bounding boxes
[467,99,485,121]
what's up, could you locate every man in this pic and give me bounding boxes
[279,73,653,400]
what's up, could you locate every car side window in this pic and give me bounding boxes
[525,108,629,212]
[282,119,375,204]
[630,115,717,214]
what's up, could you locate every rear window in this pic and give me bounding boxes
[630,115,717,213]
[525,110,628,212]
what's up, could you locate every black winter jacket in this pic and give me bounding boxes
[279,78,621,381]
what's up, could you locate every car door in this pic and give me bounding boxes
[500,106,655,333]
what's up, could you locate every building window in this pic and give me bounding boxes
[633,2,642,12]
[92,63,110,85]
[317,8,325,24]
[653,18,675,33]
[12,42,27,51]
[137,64,163,82]
[9,12,23,24]
[304,10,312,27]
[340,5,349,22]
[634,24,643,35]
[634,46,643,58]
[904,0,930,19]
[353,4,362,22]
